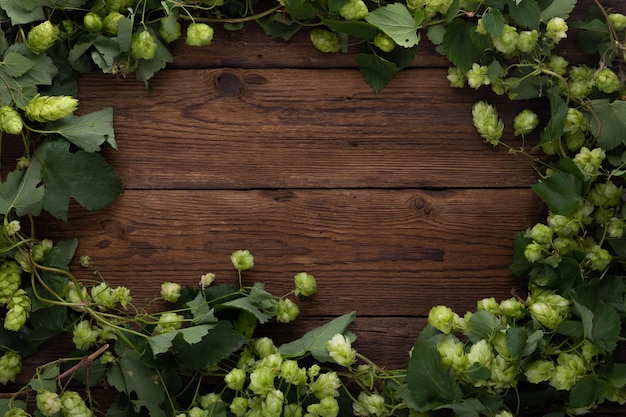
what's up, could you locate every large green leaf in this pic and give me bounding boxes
[406,335,462,408]
[440,18,483,72]
[40,140,123,221]
[587,99,626,151]
[2,51,34,77]
[531,172,584,216]
[464,310,502,343]
[539,0,577,21]
[505,0,540,29]
[365,3,419,48]
[355,53,398,95]
[47,107,117,151]
[172,321,247,369]
[0,0,44,24]
[569,375,608,409]
[0,161,44,216]
[279,311,356,361]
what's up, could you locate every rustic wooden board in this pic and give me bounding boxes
[78,68,544,190]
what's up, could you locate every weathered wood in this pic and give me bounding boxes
[38,188,544,317]
[78,68,544,190]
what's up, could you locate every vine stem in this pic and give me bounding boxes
[178,4,281,24]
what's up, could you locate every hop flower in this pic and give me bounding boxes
[60,391,94,417]
[466,63,490,89]
[499,297,525,320]
[263,389,284,417]
[352,392,386,417]
[154,312,184,334]
[472,101,504,146]
[373,32,395,53]
[24,95,79,123]
[186,23,214,46]
[436,335,467,371]
[284,403,303,417]
[466,339,494,369]
[585,244,612,271]
[294,272,317,297]
[573,146,605,177]
[199,272,216,288]
[103,11,124,36]
[547,55,569,75]
[4,407,29,417]
[427,305,458,334]
[339,0,369,20]
[276,298,299,323]
[524,359,554,384]
[0,106,23,135]
[131,29,158,60]
[25,20,57,54]
[83,12,104,33]
[309,371,341,399]
[516,30,538,53]
[545,17,568,44]
[254,337,278,358]
[231,249,254,271]
[248,366,276,396]
[160,281,182,302]
[608,13,626,31]
[513,109,539,136]
[326,334,356,367]
[225,368,246,391]
[230,397,248,417]
[310,29,341,53]
[549,352,587,390]
[4,220,21,236]
[595,68,622,94]
[280,360,307,386]
[160,16,182,43]
[447,67,467,88]
[4,289,31,331]
[0,261,22,304]
[36,390,62,417]
[72,320,100,350]
[0,351,21,384]
[476,297,500,315]
[492,24,519,55]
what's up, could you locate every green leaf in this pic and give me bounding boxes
[539,0,577,21]
[91,36,121,73]
[510,231,532,277]
[147,324,216,356]
[556,320,584,337]
[220,283,277,323]
[365,3,419,48]
[117,17,133,53]
[406,337,463,408]
[522,329,544,356]
[355,53,398,95]
[108,348,166,404]
[441,18,483,72]
[322,19,378,40]
[607,363,626,388]
[590,304,621,352]
[44,238,78,269]
[505,327,527,360]
[186,293,218,325]
[40,140,123,221]
[14,46,57,87]
[328,0,349,12]
[47,107,116,151]
[0,401,26,417]
[505,0,540,29]
[0,0,44,24]
[282,0,319,20]
[172,321,247,369]
[2,51,34,77]
[569,375,608,409]
[136,29,174,86]
[437,399,490,417]
[482,8,504,36]
[587,99,626,151]
[539,87,568,147]
[0,162,44,217]
[531,172,583,215]
[426,24,446,45]
[464,310,502,342]
[279,311,356,361]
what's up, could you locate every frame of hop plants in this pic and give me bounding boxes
[0,0,625,416]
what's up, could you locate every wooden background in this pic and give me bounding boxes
[11,0,624,414]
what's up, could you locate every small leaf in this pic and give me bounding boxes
[172,321,247,369]
[505,0,540,29]
[569,375,608,409]
[41,140,123,221]
[539,0,577,21]
[587,99,626,151]
[279,312,356,361]
[482,8,504,36]
[464,310,502,343]
[441,18,483,72]
[590,304,621,352]
[2,51,34,77]
[0,0,44,24]
[47,107,116,151]
[539,87,568,147]
[0,161,44,217]
[355,53,398,95]
[505,327,527,360]
[365,3,419,48]
[322,19,378,40]
[531,172,583,215]
[147,324,216,356]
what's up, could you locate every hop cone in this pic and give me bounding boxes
[24,95,79,122]
[0,261,22,304]
[0,351,21,384]
[4,289,31,331]
[0,106,23,134]
[25,20,57,54]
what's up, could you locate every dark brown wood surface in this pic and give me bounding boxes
[9,0,625,414]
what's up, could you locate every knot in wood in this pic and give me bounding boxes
[412,197,431,214]
[215,71,243,96]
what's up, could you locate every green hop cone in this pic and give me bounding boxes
[160,15,182,43]
[60,391,94,417]
[72,320,100,350]
[309,371,341,399]
[326,333,356,367]
[0,106,24,134]
[294,272,317,297]
[608,13,626,31]
[309,29,340,53]
[186,23,214,46]
[103,11,124,36]
[472,100,504,146]
[4,289,31,331]
[0,261,22,304]
[545,17,568,44]
[231,249,254,271]
[224,367,246,391]
[4,407,29,417]
[131,29,158,60]
[160,281,182,302]
[24,95,79,123]
[25,20,57,54]
[353,392,386,417]
[0,351,21,384]
[373,32,395,53]
[84,12,104,33]
[36,390,62,417]
[276,298,299,323]
[513,109,539,136]
[339,0,369,21]
[595,68,622,94]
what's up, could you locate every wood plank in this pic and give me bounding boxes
[78,68,544,190]
[37,188,545,316]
